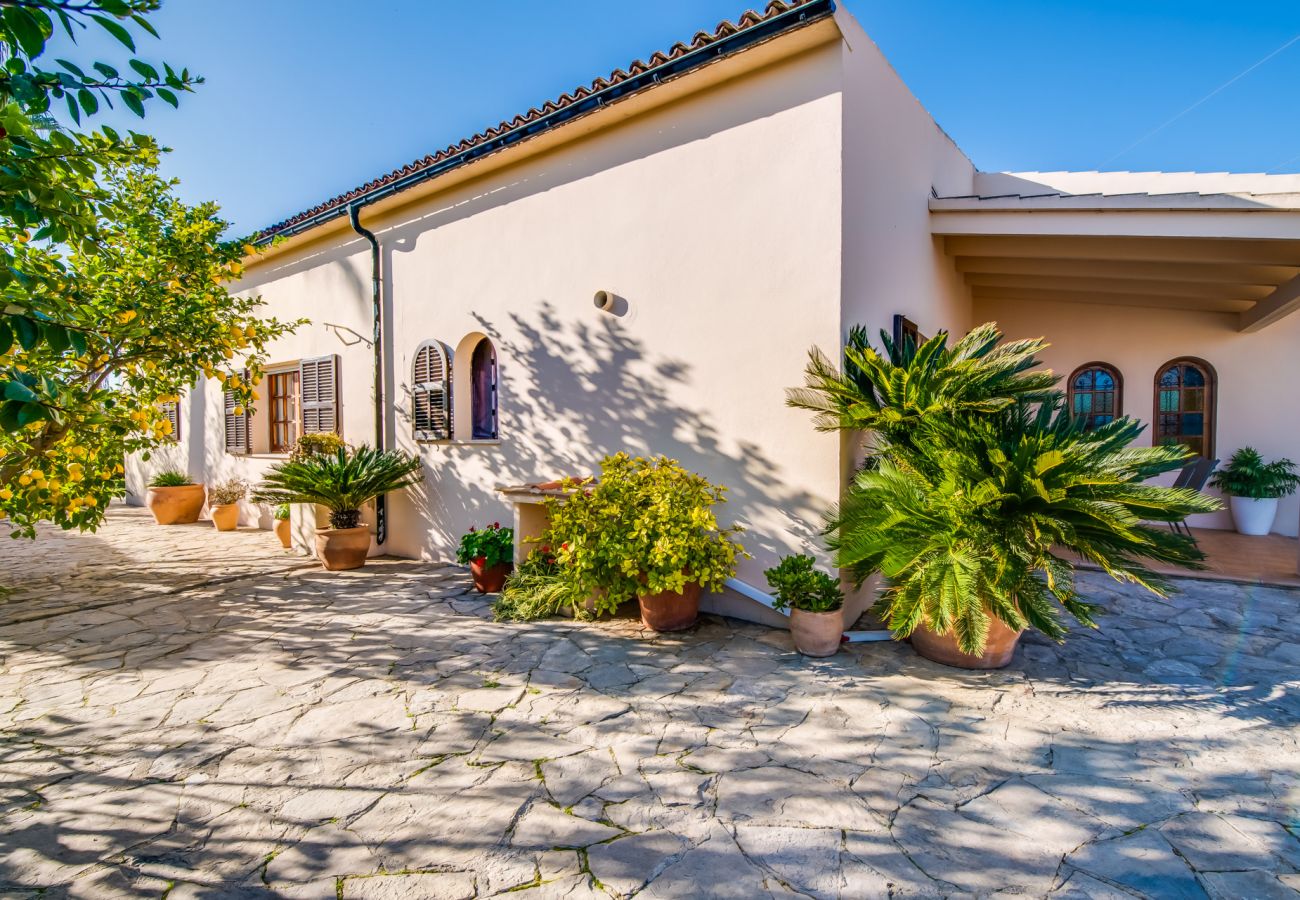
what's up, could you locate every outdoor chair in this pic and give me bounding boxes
[1169,456,1219,543]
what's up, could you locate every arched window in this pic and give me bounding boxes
[412,341,452,441]
[1155,358,1216,458]
[1067,363,1122,431]
[470,337,498,440]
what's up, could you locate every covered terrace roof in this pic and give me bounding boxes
[930,171,1300,332]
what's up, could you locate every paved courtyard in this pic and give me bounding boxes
[0,507,1298,898]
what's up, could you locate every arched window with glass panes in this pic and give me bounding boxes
[1155,358,1216,458]
[1067,363,1122,431]
[412,341,452,441]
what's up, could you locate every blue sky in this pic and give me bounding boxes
[60,1,1300,236]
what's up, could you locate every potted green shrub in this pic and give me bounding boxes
[207,477,248,532]
[456,522,515,593]
[546,453,746,632]
[251,445,423,571]
[273,502,291,548]
[145,470,205,525]
[1210,447,1299,536]
[790,323,1217,669]
[765,554,844,657]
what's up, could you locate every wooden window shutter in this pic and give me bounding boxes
[161,400,181,443]
[223,389,249,454]
[300,354,341,435]
[412,342,451,440]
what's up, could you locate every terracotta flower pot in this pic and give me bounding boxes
[314,526,371,571]
[145,484,205,525]
[211,503,240,532]
[275,518,292,548]
[638,581,702,632]
[910,616,1023,669]
[470,558,511,593]
[790,607,844,657]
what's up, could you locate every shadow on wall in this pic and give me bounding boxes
[390,301,826,569]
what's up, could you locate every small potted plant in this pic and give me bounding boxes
[273,503,292,548]
[145,470,205,525]
[251,445,424,571]
[457,521,515,593]
[1211,447,1300,536]
[208,477,248,532]
[547,454,746,632]
[765,554,844,657]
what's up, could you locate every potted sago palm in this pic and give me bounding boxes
[145,470,205,525]
[1210,447,1300,536]
[456,522,515,593]
[207,477,248,532]
[251,445,424,571]
[765,554,844,657]
[791,323,1216,669]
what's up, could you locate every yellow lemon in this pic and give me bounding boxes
[0,488,12,501]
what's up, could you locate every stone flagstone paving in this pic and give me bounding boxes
[0,507,1298,897]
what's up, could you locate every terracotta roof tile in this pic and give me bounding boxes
[256,0,829,242]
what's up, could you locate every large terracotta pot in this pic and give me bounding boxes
[638,581,701,632]
[790,607,844,657]
[314,526,371,571]
[211,503,239,532]
[470,558,512,593]
[145,484,205,525]
[275,518,292,548]
[910,616,1023,669]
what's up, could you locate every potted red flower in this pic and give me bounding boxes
[457,522,515,593]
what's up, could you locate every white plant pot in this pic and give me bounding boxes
[1229,496,1278,536]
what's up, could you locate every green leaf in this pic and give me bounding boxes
[156,87,178,108]
[67,329,86,357]
[17,401,49,426]
[120,89,145,118]
[77,88,99,116]
[42,323,69,355]
[3,8,47,58]
[131,12,160,39]
[4,380,37,403]
[11,316,39,350]
[65,92,81,124]
[54,58,86,79]
[90,14,136,52]
[93,62,121,80]
[129,59,159,81]
[0,319,11,356]
[0,400,23,433]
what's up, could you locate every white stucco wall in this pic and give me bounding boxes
[131,39,848,587]
[836,9,976,346]
[975,296,1300,537]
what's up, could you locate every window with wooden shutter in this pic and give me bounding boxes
[160,399,181,443]
[412,341,451,441]
[223,389,249,454]
[300,354,341,436]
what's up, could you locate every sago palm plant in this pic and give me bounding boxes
[793,322,1217,656]
[829,403,1216,654]
[786,322,1058,450]
[251,445,423,529]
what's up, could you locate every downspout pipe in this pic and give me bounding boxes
[347,203,387,546]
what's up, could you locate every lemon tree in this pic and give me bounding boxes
[0,165,300,536]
